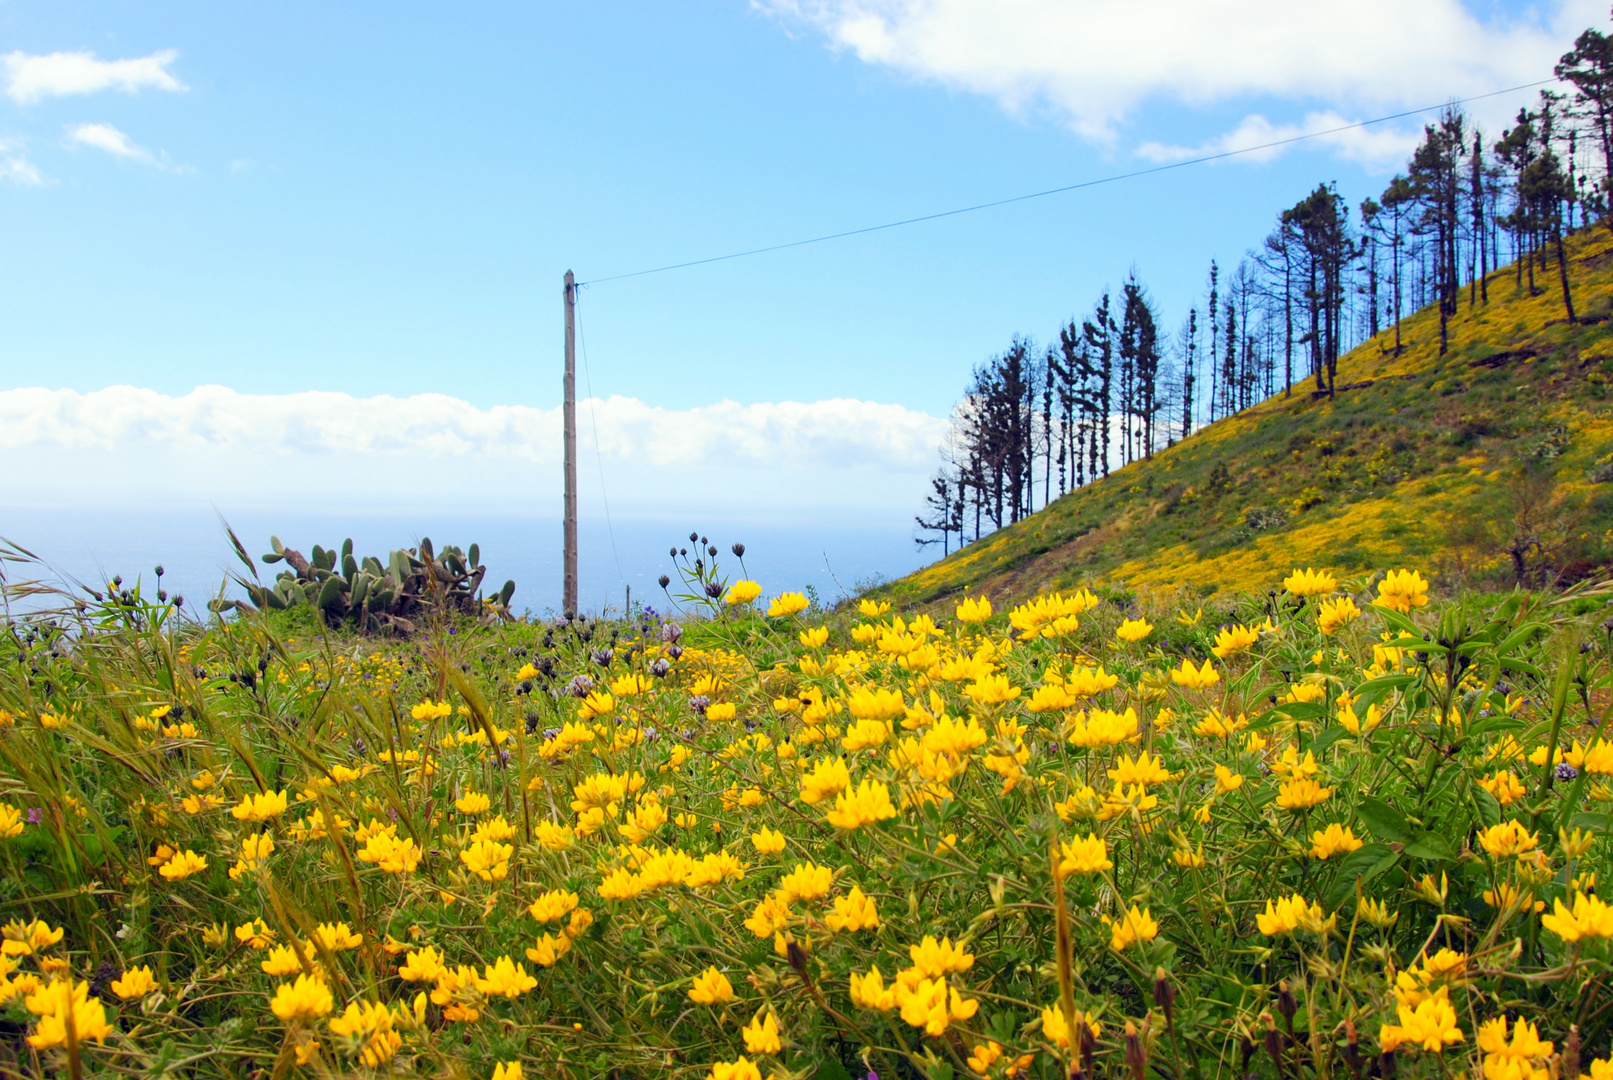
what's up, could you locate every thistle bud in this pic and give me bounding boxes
[1341,1020,1362,1080]
[1566,1025,1581,1080]
[1276,980,1297,1031]
[785,938,809,973]
[658,575,671,589]
[1262,1014,1286,1080]
[731,543,745,557]
[1378,1048,1396,1080]
[1078,1017,1097,1078]
[1122,1021,1146,1080]
[1152,967,1175,1030]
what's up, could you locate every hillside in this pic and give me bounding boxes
[885,229,1613,607]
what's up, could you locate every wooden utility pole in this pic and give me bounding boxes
[562,270,578,615]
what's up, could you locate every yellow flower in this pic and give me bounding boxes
[328,999,402,1067]
[742,1009,782,1054]
[1170,658,1219,689]
[234,919,275,949]
[1256,894,1331,936]
[850,966,897,1011]
[1211,624,1261,659]
[269,973,334,1022]
[858,598,891,617]
[399,947,448,983]
[825,886,881,932]
[158,849,208,880]
[260,943,312,976]
[1056,834,1113,877]
[1107,750,1173,787]
[1374,568,1430,613]
[1379,990,1463,1053]
[706,1057,764,1080]
[896,975,979,1036]
[705,702,737,723]
[1318,596,1362,635]
[724,580,763,605]
[527,889,579,924]
[23,979,115,1048]
[0,804,23,838]
[798,757,851,805]
[477,956,537,998]
[1276,777,1334,810]
[968,1041,1004,1073]
[1541,892,1613,941]
[824,779,898,830]
[1194,710,1248,738]
[1115,617,1153,642]
[492,1063,523,1080]
[768,591,809,617]
[841,718,893,752]
[411,700,454,721]
[1478,771,1527,805]
[744,896,791,937]
[311,922,363,952]
[231,789,290,822]
[1282,568,1338,596]
[908,935,974,976]
[778,862,834,903]
[1214,765,1244,794]
[1478,821,1539,858]
[577,690,616,720]
[955,596,992,623]
[751,828,786,854]
[110,965,157,999]
[963,674,1021,705]
[798,626,830,648]
[1308,823,1364,859]
[525,933,572,967]
[1105,905,1159,951]
[460,839,513,882]
[1042,1004,1102,1049]
[687,966,735,1005]
[1337,702,1382,735]
[357,832,422,874]
[455,791,491,814]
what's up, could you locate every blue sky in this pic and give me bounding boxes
[0,0,1601,606]
[3,0,1592,413]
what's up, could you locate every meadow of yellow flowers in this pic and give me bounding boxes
[0,562,1611,1080]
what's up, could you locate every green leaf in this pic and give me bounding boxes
[1309,726,1350,756]
[1403,833,1457,862]
[1465,714,1523,737]
[813,1060,856,1080]
[1571,812,1613,833]
[1328,843,1400,907]
[1356,797,1414,843]
[1473,785,1501,829]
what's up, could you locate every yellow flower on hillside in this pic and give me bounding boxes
[1170,657,1219,689]
[767,591,809,617]
[1276,777,1333,810]
[1056,833,1112,877]
[954,596,992,623]
[908,935,973,976]
[798,757,851,805]
[688,967,736,1005]
[825,886,881,932]
[1541,892,1613,941]
[742,1009,782,1055]
[1374,569,1430,613]
[751,828,786,854]
[1478,820,1539,858]
[231,789,289,822]
[23,978,115,1049]
[963,673,1020,705]
[777,862,834,903]
[1282,568,1337,596]
[527,889,580,924]
[1318,595,1362,635]
[460,839,513,882]
[269,973,333,1022]
[399,947,447,983]
[706,1056,765,1080]
[1107,750,1173,786]
[1308,823,1363,859]
[158,849,207,881]
[110,965,157,999]
[824,779,898,830]
[724,580,762,605]
[1210,624,1261,659]
[1104,905,1158,951]
[849,966,897,1011]
[1115,617,1152,642]
[410,700,453,721]
[1379,991,1463,1053]
[477,956,537,998]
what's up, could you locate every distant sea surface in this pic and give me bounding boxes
[0,505,926,617]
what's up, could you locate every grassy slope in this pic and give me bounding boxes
[885,229,1613,607]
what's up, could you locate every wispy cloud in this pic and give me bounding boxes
[0,386,948,516]
[0,137,43,185]
[65,123,181,171]
[762,0,1592,149]
[3,49,185,104]
[1135,112,1423,173]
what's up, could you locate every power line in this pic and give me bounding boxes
[581,77,1555,287]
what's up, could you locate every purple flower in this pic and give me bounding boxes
[26,808,43,825]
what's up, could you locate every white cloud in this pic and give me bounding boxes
[65,123,179,170]
[0,137,43,184]
[0,385,948,518]
[1136,111,1424,173]
[762,0,1595,144]
[3,49,184,104]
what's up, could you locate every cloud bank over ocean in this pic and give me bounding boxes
[2,385,947,522]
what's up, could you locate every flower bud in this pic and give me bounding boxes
[1151,968,1175,1029]
[1124,1021,1146,1080]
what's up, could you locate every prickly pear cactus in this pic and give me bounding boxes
[238,534,515,634]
